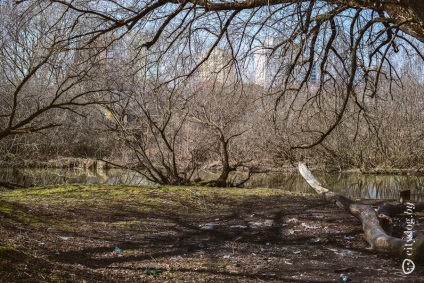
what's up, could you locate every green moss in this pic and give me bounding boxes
[0,243,27,263]
[0,201,39,225]
[47,275,61,282]
[1,184,314,206]
[0,184,316,231]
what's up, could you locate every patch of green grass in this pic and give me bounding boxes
[0,201,42,225]
[0,184,316,229]
[1,184,313,205]
[47,274,61,282]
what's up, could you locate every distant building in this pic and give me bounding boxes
[253,37,283,88]
[254,37,320,88]
[309,59,319,85]
[199,48,237,86]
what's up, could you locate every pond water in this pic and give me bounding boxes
[1,168,423,201]
[243,172,424,201]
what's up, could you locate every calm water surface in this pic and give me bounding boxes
[244,172,424,201]
[1,168,423,201]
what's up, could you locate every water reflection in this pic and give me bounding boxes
[1,168,423,201]
[245,172,424,201]
[0,168,152,187]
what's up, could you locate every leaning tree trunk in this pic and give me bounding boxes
[298,162,424,264]
[216,136,235,186]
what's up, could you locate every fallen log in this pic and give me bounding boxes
[298,162,424,264]
[377,202,424,225]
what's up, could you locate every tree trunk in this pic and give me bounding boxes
[216,136,234,186]
[298,162,424,264]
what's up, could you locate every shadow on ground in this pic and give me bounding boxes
[0,185,422,282]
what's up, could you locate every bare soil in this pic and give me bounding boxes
[0,185,422,282]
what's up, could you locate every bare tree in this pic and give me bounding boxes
[189,83,255,186]
[5,0,421,168]
[0,1,115,142]
[103,82,205,185]
[21,0,422,149]
[94,31,207,185]
[6,0,423,173]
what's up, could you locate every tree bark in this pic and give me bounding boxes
[216,135,235,186]
[298,162,424,263]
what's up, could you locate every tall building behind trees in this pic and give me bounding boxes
[199,48,237,87]
[254,37,278,88]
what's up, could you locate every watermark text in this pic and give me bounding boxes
[402,202,416,275]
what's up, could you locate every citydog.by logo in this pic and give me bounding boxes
[402,202,416,275]
[402,259,415,275]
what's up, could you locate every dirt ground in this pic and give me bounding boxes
[0,185,422,283]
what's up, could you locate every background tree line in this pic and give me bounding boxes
[0,0,423,186]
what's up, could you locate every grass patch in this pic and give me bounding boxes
[0,184,314,232]
[0,201,44,225]
[0,184,315,214]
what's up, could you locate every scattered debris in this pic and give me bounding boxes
[230,225,248,229]
[301,223,320,229]
[343,235,355,240]
[339,274,351,282]
[143,269,163,276]
[196,242,211,249]
[200,223,219,230]
[285,229,295,235]
[59,236,73,241]
[284,260,293,265]
[248,221,262,228]
[326,248,355,256]
[264,219,274,226]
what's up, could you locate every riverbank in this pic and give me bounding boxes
[0,185,422,282]
[2,157,424,176]
[1,168,424,201]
